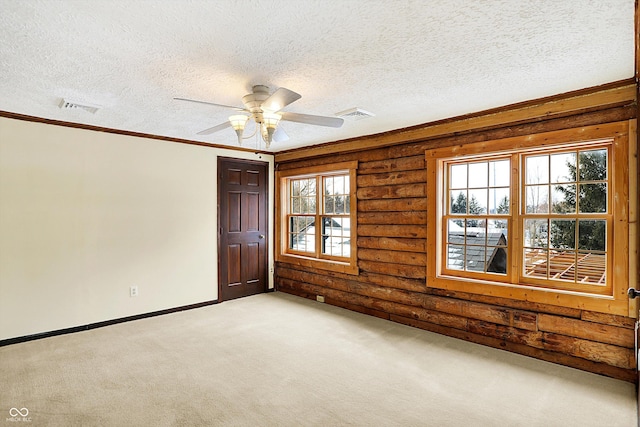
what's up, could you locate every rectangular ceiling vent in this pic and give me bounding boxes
[336,107,375,121]
[58,98,100,114]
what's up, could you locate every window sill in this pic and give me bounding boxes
[277,253,359,275]
[428,274,627,315]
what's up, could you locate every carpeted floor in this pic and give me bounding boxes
[1,292,636,426]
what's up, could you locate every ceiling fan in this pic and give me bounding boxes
[175,85,344,148]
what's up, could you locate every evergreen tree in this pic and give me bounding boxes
[494,196,509,229]
[450,193,467,226]
[466,195,485,227]
[450,193,485,227]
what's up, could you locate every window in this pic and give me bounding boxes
[444,157,511,279]
[276,161,358,274]
[521,147,609,291]
[426,122,634,315]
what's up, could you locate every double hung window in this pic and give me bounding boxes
[426,122,633,314]
[276,161,358,274]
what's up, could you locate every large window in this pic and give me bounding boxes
[426,122,634,315]
[276,161,358,274]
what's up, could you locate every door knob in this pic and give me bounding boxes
[259,234,265,239]
[627,288,640,299]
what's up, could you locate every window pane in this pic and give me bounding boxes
[448,219,465,243]
[292,178,317,214]
[489,188,509,214]
[324,175,349,214]
[450,164,467,189]
[489,159,510,187]
[524,219,548,248]
[579,149,607,181]
[550,219,576,249]
[578,220,606,251]
[307,178,316,196]
[447,245,464,270]
[468,189,487,215]
[298,196,315,214]
[334,176,345,194]
[450,190,467,214]
[486,246,507,274]
[551,184,576,213]
[337,196,349,214]
[526,185,549,213]
[576,252,606,284]
[291,197,301,214]
[524,248,548,278]
[291,180,301,196]
[289,216,315,253]
[324,195,335,214]
[488,218,508,236]
[324,176,334,194]
[298,178,315,196]
[550,152,576,183]
[578,183,607,213]
[465,245,485,272]
[467,216,486,234]
[548,250,576,281]
[526,155,549,184]
[321,217,350,257]
[468,162,488,188]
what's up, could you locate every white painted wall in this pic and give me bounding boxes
[0,117,274,340]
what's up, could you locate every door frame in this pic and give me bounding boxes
[217,156,270,302]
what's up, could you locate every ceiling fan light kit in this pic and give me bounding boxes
[175,85,344,149]
[229,114,250,145]
[260,112,282,149]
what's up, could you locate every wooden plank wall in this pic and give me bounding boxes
[275,100,638,382]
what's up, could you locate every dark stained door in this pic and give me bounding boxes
[218,158,268,302]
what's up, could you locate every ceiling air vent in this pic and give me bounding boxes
[336,107,375,121]
[58,98,101,114]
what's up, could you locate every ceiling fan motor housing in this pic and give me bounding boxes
[242,85,272,123]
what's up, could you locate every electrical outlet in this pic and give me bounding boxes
[316,295,325,303]
[130,286,138,297]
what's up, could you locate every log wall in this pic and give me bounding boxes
[275,89,638,382]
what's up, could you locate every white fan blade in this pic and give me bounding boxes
[263,88,301,112]
[174,97,245,111]
[280,111,344,128]
[273,126,289,143]
[197,121,231,135]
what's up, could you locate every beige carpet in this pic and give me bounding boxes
[1,292,636,426]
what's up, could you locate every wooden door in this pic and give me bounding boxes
[218,158,268,302]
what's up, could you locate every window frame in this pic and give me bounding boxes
[425,121,633,315]
[518,144,612,294]
[441,154,516,284]
[276,161,358,275]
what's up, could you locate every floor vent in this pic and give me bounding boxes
[336,107,375,121]
[58,99,101,114]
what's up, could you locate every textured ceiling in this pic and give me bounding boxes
[0,0,635,152]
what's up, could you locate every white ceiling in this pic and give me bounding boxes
[0,0,635,152]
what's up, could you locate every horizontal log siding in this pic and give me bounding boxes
[275,103,637,382]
